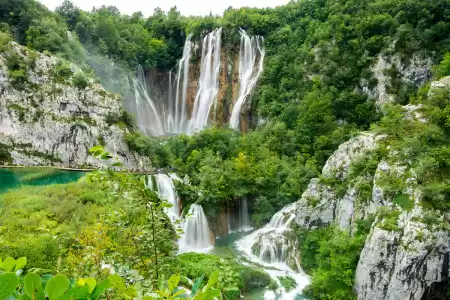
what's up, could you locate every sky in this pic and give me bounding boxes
[38,0,291,16]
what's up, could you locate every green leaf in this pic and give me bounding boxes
[167,274,180,292]
[191,275,204,296]
[61,286,90,300]
[108,274,125,291]
[90,279,110,300]
[14,257,27,271]
[192,289,220,300]
[46,274,70,300]
[89,146,103,154]
[0,273,20,299]
[171,289,186,298]
[2,257,16,272]
[24,272,43,298]
[77,278,96,294]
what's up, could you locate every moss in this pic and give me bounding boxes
[0,143,12,164]
[393,193,414,211]
[7,104,27,122]
[377,207,402,231]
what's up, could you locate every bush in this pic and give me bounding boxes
[72,70,89,89]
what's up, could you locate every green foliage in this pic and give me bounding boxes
[297,227,366,300]
[72,70,89,89]
[433,52,450,79]
[176,252,270,293]
[279,276,297,292]
[377,207,402,231]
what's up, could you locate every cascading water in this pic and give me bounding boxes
[229,29,265,130]
[169,36,192,133]
[188,28,223,133]
[132,66,165,136]
[148,174,180,222]
[148,175,213,253]
[179,204,213,253]
[236,203,310,299]
[228,198,253,232]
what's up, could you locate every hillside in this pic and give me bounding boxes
[0,0,448,299]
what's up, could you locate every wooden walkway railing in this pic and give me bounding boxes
[0,165,157,175]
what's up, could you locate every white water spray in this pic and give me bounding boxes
[236,203,310,299]
[179,204,213,253]
[148,174,180,222]
[189,28,223,133]
[229,29,265,130]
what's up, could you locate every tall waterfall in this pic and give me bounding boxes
[132,66,165,136]
[228,198,252,232]
[148,174,180,222]
[188,28,223,133]
[179,204,213,253]
[229,29,265,130]
[236,203,310,299]
[169,36,192,133]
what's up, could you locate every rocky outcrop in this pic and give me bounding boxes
[291,122,448,299]
[355,208,449,300]
[0,43,148,169]
[360,53,433,104]
[294,133,384,230]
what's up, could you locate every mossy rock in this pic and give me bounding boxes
[239,266,271,291]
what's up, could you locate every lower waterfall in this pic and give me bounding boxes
[236,203,310,299]
[147,174,213,253]
[148,174,180,222]
[179,204,213,253]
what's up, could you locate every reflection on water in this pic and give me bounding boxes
[0,168,85,194]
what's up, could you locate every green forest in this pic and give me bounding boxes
[0,0,449,299]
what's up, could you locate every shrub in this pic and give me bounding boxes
[72,70,89,89]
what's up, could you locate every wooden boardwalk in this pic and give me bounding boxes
[0,165,157,175]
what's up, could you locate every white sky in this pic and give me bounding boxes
[38,0,291,16]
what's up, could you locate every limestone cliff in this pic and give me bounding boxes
[0,42,148,169]
[291,105,448,298]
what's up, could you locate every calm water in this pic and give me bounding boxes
[0,168,86,194]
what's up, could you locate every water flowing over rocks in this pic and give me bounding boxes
[0,43,145,169]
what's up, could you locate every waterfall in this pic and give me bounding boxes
[132,66,165,136]
[148,174,180,222]
[179,204,213,253]
[236,203,310,299]
[188,28,222,133]
[230,29,265,130]
[170,36,192,134]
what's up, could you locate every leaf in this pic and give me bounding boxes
[205,271,218,290]
[14,257,27,271]
[88,146,103,154]
[0,273,20,299]
[24,272,43,298]
[193,289,220,300]
[2,257,16,272]
[90,279,110,300]
[62,286,90,300]
[46,274,70,300]
[167,274,180,292]
[107,274,125,291]
[77,278,96,294]
[170,289,186,298]
[190,275,204,296]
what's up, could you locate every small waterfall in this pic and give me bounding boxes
[236,203,310,299]
[229,29,265,130]
[179,204,213,253]
[148,174,180,222]
[189,28,222,133]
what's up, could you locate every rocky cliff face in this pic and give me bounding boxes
[0,43,147,169]
[290,103,448,299]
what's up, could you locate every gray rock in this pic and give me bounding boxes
[0,43,149,170]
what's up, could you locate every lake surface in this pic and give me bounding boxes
[0,168,86,194]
